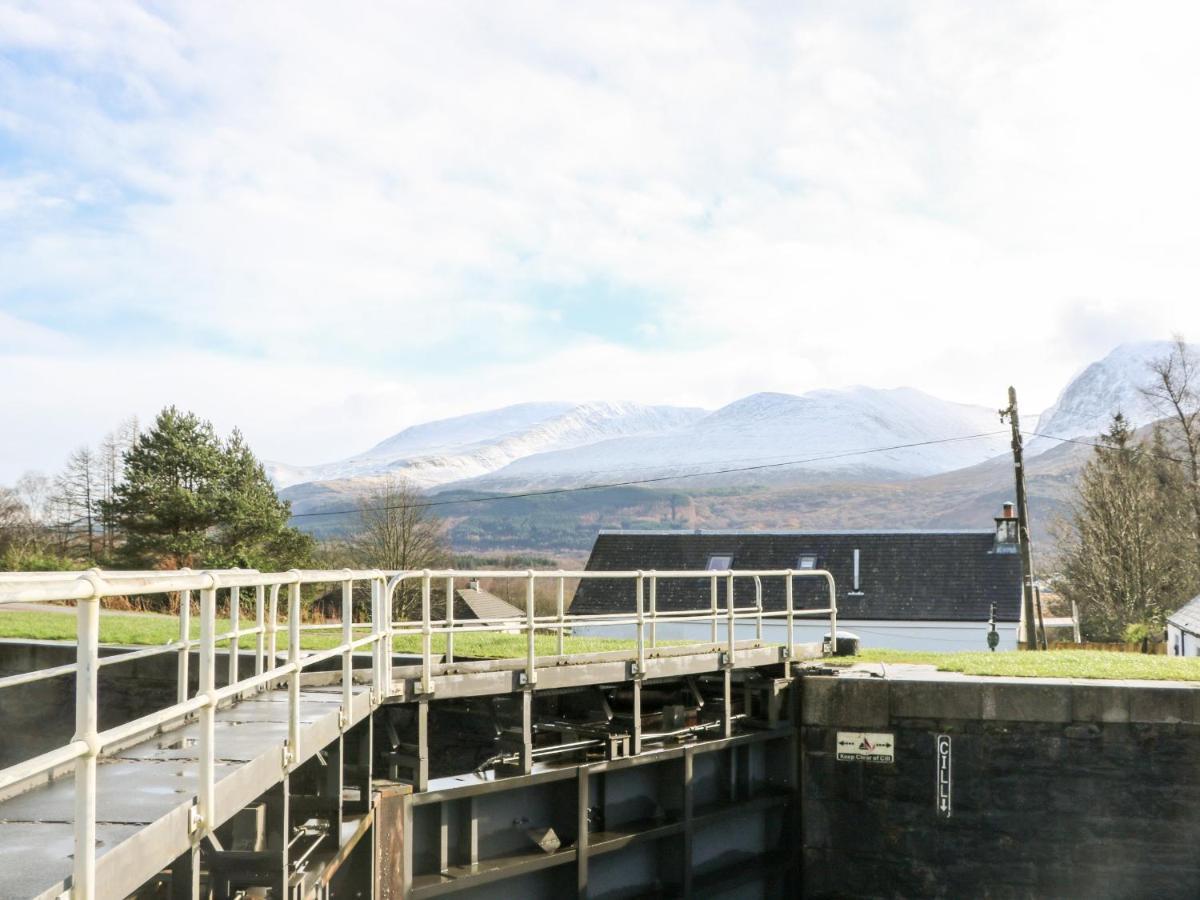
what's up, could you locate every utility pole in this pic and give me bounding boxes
[1000,386,1039,649]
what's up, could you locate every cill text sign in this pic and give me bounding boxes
[936,734,952,818]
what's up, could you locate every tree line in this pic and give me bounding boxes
[1053,337,1200,641]
[1,407,316,572]
[0,407,451,615]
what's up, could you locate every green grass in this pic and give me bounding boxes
[0,609,641,658]
[12,610,1198,678]
[827,648,1200,682]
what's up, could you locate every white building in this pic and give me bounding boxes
[1167,595,1200,657]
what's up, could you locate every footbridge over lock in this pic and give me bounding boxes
[0,567,838,899]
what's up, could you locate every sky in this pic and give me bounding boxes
[1,0,1199,482]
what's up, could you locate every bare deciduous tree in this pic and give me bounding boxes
[1143,335,1200,563]
[15,472,52,525]
[0,486,30,558]
[98,416,139,554]
[53,446,99,561]
[1053,415,1196,640]
[350,475,449,618]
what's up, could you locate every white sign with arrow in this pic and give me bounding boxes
[936,734,952,818]
[836,731,895,763]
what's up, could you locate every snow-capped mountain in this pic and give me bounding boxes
[271,387,1010,497]
[271,341,1192,504]
[1029,341,1189,453]
[463,387,1011,490]
[266,401,706,489]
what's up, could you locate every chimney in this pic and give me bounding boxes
[994,502,1019,552]
[468,579,480,592]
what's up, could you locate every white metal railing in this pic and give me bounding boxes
[382,568,837,699]
[0,565,836,899]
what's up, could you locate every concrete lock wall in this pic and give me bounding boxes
[800,675,1200,899]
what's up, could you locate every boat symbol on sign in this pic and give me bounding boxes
[836,732,895,763]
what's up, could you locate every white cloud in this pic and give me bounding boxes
[1,0,1199,479]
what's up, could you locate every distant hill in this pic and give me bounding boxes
[278,341,1189,556]
[273,385,1013,500]
[268,401,705,489]
[284,433,1091,556]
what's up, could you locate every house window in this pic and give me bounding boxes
[797,554,818,570]
[706,555,733,571]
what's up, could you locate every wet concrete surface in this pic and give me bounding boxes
[0,685,354,899]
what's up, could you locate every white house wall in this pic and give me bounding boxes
[573,619,1020,653]
[1167,623,1200,657]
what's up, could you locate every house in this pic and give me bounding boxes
[312,580,525,629]
[454,580,524,631]
[1167,595,1200,656]
[570,506,1025,651]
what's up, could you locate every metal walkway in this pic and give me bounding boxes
[0,683,372,899]
[0,566,836,899]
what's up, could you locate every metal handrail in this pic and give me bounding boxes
[0,565,836,899]
[0,568,389,899]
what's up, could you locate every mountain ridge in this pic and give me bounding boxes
[273,341,1189,547]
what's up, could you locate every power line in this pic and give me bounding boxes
[16,426,1192,534]
[1021,430,1193,465]
[288,430,1009,520]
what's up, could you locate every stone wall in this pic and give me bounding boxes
[801,674,1200,899]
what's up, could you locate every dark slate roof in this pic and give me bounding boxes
[571,530,1023,622]
[454,587,524,622]
[1168,595,1200,635]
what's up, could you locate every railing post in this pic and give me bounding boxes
[827,572,838,655]
[72,574,102,900]
[177,585,191,706]
[386,576,399,698]
[254,584,265,677]
[784,571,794,678]
[525,571,537,687]
[648,572,657,648]
[726,573,736,667]
[267,584,281,671]
[635,572,645,678]
[421,571,433,696]
[710,575,718,645]
[287,576,301,767]
[371,577,382,703]
[341,573,353,729]
[227,585,239,689]
[445,576,455,665]
[198,578,217,836]
[754,575,763,641]
[556,572,566,656]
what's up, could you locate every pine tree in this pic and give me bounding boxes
[105,407,312,570]
[211,428,313,569]
[106,408,226,568]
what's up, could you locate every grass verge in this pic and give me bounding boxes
[0,608,642,658]
[828,648,1200,682]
